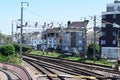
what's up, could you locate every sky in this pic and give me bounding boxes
[0,0,114,35]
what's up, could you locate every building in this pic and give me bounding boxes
[87,27,101,46]
[62,20,89,53]
[44,27,61,50]
[100,0,120,59]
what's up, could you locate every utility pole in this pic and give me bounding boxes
[20,2,29,62]
[0,30,1,45]
[42,22,46,54]
[93,15,96,63]
[11,20,13,43]
[84,18,87,58]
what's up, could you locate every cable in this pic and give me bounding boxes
[23,8,57,23]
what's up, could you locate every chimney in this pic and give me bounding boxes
[67,21,71,26]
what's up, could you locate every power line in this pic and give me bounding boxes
[24,8,57,23]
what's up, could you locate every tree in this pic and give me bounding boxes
[0,45,15,56]
[12,42,32,53]
[0,33,11,44]
[87,43,100,59]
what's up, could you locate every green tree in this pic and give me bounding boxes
[12,42,20,52]
[0,45,15,56]
[12,42,32,53]
[87,43,100,59]
[0,33,11,44]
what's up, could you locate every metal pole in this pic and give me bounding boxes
[46,31,48,54]
[0,30,1,45]
[42,22,46,54]
[11,20,13,43]
[20,2,29,62]
[93,15,96,63]
[84,18,87,57]
[117,30,120,66]
[20,2,23,61]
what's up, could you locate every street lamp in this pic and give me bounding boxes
[20,2,29,62]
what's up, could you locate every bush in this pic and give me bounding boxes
[22,45,32,53]
[12,42,32,53]
[0,46,6,56]
[0,45,15,56]
[12,42,20,52]
[87,43,100,59]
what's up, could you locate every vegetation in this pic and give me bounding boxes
[0,44,15,56]
[87,43,100,59]
[0,44,21,64]
[0,52,20,64]
[0,33,11,44]
[12,42,32,53]
[29,50,117,66]
[8,53,20,64]
[86,59,116,66]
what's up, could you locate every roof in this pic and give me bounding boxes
[43,20,89,34]
[68,20,89,28]
[65,20,89,32]
[44,27,61,34]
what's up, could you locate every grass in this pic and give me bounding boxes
[0,53,21,65]
[0,54,9,62]
[29,51,60,57]
[29,50,117,66]
[29,51,82,61]
[85,59,117,66]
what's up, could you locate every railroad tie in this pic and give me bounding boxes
[47,74,58,78]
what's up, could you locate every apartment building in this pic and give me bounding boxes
[100,0,120,59]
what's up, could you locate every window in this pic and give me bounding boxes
[78,40,82,44]
[118,6,120,11]
[49,41,52,43]
[102,15,106,19]
[79,47,82,50]
[101,40,106,45]
[78,32,82,36]
[112,31,116,36]
[102,23,106,27]
[101,31,106,36]
[107,6,114,12]
[113,14,116,19]
[112,40,116,45]
[54,40,56,43]
[65,47,69,51]
[114,6,118,11]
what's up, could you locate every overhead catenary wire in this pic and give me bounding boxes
[23,8,58,24]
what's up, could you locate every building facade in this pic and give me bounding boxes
[62,20,89,53]
[100,0,120,59]
[44,28,61,50]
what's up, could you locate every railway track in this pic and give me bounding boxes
[24,58,65,80]
[0,69,12,80]
[0,69,22,80]
[23,55,118,79]
[24,54,119,74]
[0,62,33,80]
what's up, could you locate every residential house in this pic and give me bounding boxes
[44,27,61,50]
[14,32,42,49]
[61,20,89,53]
